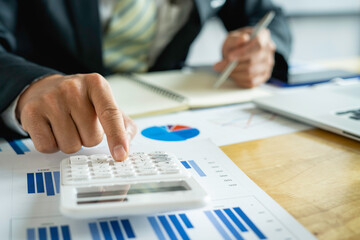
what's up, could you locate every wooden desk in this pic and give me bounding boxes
[221,129,360,240]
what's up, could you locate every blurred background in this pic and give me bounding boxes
[186,0,360,66]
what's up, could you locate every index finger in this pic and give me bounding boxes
[86,73,129,161]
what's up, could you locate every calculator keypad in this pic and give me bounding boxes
[63,152,185,185]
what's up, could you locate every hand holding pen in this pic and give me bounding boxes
[213,11,276,89]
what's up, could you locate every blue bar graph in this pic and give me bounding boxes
[50,226,59,240]
[224,208,247,232]
[188,160,206,177]
[214,210,244,240]
[204,211,231,240]
[61,225,71,240]
[180,161,191,169]
[179,214,193,229]
[27,228,35,240]
[89,219,136,240]
[234,207,267,239]
[53,171,60,194]
[158,216,177,240]
[100,221,112,240]
[149,213,195,240]
[16,139,30,152]
[44,172,55,196]
[121,219,135,238]
[110,220,124,240]
[27,171,60,196]
[169,215,190,240]
[206,208,267,240]
[148,217,166,240]
[89,223,101,240]
[27,226,71,240]
[7,139,30,155]
[36,172,45,193]
[38,227,47,240]
[27,173,36,194]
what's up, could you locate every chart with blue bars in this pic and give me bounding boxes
[204,207,266,240]
[27,171,60,196]
[26,225,71,240]
[181,160,206,177]
[0,138,32,155]
[148,213,194,240]
[89,219,136,240]
[13,198,295,239]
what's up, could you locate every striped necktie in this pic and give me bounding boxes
[103,0,157,73]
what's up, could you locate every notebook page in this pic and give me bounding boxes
[107,75,188,118]
[135,70,271,108]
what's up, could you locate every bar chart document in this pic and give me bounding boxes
[0,139,316,239]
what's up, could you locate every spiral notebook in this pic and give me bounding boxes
[107,70,271,118]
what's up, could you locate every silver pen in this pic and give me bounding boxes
[213,11,275,89]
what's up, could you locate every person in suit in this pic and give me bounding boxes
[0,0,291,161]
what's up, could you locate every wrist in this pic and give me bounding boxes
[15,74,64,121]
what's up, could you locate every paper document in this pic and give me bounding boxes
[0,138,315,239]
[132,103,312,146]
[108,70,270,118]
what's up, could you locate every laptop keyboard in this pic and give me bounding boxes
[336,108,360,120]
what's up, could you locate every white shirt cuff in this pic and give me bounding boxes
[1,94,28,136]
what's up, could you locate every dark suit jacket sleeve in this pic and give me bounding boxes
[217,0,292,81]
[0,0,61,138]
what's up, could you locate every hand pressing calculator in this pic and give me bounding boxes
[60,151,209,219]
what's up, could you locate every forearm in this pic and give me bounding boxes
[0,51,61,113]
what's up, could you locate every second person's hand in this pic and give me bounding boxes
[16,73,137,161]
[214,27,276,88]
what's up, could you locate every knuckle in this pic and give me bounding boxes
[83,130,104,147]
[61,143,82,154]
[100,106,121,122]
[34,141,58,153]
[86,73,107,88]
[59,79,82,97]
[21,101,39,119]
[42,92,59,106]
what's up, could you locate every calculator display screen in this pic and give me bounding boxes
[76,181,190,204]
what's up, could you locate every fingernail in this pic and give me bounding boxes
[113,145,126,161]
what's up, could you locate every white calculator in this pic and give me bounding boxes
[60,151,209,219]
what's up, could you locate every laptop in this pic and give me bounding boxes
[253,82,360,142]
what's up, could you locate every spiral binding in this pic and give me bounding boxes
[127,74,187,103]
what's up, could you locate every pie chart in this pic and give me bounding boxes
[141,125,200,141]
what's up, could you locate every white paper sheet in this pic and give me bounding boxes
[0,138,315,240]
[132,103,312,146]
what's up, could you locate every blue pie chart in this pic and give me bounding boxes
[141,125,200,141]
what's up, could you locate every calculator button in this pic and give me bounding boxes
[159,168,180,174]
[67,178,89,183]
[130,152,146,157]
[152,158,174,163]
[114,171,135,177]
[137,170,158,176]
[136,166,157,171]
[156,161,176,167]
[70,165,89,170]
[91,160,109,165]
[69,155,88,164]
[114,162,132,167]
[91,163,110,168]
[133,161,154,167]
[89,154,108,161]
[71,173,89,178]
[148,151,167,155]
